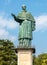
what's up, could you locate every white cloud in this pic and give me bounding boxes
[9,36,16,42]
[7,20,19,29]
[35,14,47,31]
[0,29,9,39]
[0,16,19,29]
[0,15,19,42]
[0,28,16,42]
[0,29,9,36]
[0,28,16,43]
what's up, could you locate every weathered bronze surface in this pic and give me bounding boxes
[12,5,35,48]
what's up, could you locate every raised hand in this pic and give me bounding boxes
[11,13,15,17]
[11,13,23,23]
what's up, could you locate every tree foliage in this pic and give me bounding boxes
[0,40,17,65]
[33,53,47,65]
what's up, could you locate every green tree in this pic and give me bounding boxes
[33,55,39,65]
[38,53,47,65]
[33,53,47,65]
[0,40,17,65]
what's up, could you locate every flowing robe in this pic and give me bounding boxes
[18,20,33,47]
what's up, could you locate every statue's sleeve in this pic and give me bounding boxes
[11,13,23,23]
[29,13,35,31]
[32,21,35,31]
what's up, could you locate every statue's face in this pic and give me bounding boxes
[22,5,26,11]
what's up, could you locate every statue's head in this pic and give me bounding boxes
[22,5,26,11]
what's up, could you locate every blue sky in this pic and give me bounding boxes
[0,0,47,55]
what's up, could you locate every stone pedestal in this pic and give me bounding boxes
[15,48,35,65]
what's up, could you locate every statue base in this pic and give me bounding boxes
[15,47,35,65]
